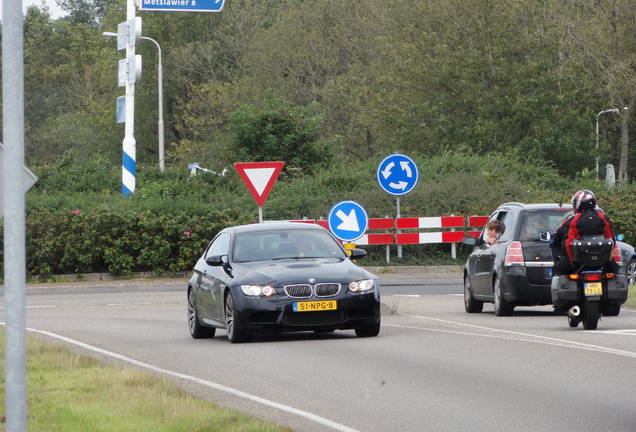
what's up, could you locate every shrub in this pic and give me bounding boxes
[15,208,253,277]
[597,188,636,244]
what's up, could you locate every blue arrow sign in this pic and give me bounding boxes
[139,0,225,12]
[328,201,369,242]
[376,153,418,196]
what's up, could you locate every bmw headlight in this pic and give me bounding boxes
[349,279,375,292]
[240,285,276,297]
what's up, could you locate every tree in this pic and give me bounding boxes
[169,80,236,169]
[228,95,330,175]
[57,0,119,28]
[544,0,636,182]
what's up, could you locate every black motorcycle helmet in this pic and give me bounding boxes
[571,189,596,212]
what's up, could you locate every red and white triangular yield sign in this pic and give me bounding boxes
[234,161,285,206]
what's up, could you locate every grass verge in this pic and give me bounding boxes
[0,330,292,432]
[626,284,636,309]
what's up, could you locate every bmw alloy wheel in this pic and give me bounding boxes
[225,291,250,343]
[188,289,215,339]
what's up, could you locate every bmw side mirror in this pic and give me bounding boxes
[539,231,552,242]
[348,248,367,260]
[205,254,226,266]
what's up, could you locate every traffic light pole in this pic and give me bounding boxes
[122,0,137,196]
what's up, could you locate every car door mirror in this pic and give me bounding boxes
[205,254,226,266]
[463,237,477,246]
[539,231,552,242]
[348,248,367,260]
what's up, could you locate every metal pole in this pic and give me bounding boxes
[595,114,600,180]
[104,31,163,174]
[141,36,164,173]
[3,0,28,429]
[595,108,620,180]
[122,0,136,196]
[396,197,402,258]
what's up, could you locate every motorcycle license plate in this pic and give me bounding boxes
[293,300,337,312]
[584,282,603,296]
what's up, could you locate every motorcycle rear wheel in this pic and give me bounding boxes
[582,301,600,330]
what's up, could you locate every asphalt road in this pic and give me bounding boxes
[3,271,636,432]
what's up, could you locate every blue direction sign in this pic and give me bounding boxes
[376,153,418,196]
[139,0,225,12]
[328,201,369,242]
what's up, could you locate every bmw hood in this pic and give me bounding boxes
[232,258,375,286]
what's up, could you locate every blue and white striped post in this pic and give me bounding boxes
[122,137,136,195]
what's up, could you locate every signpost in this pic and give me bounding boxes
[377,153,419,258]
[139,0,225,12]
[234,161,285,223]
[328,201,369,243]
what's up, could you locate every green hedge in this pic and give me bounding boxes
[0,208,254,278]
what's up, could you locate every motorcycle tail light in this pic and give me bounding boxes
[504,241,524,266]
[581,272,603,282]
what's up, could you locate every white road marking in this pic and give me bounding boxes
[106,301,176,306]
[384,317,636,358]
[17,326,360,432]
[594,329,636,336]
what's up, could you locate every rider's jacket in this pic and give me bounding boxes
[564,209,614,262]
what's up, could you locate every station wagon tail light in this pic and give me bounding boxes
[349,279,374,292]
[612,243,622,265]
[504,241,524,266]
[241,285,276,297]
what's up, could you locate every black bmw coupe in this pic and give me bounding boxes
[187,222,381,343]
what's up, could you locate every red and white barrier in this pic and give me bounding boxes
[396,231,465,244]
[396,216,464,229]
[287,215,489,262]
[289,216,488,246]
[467,216,489,238]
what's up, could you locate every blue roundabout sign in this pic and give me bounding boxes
[376,153,418,196]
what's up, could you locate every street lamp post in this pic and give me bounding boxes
[595,108,620,180]
[103,32,165,173]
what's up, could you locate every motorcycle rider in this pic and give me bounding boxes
[551,189,618,275]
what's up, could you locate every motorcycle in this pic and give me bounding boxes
[550,234,628,330]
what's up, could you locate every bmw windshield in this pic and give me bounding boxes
[232,229,348,262]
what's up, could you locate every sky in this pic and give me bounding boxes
[0,0,68,21]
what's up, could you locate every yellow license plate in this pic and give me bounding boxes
[293,300,337,312]
[584,282,603,296]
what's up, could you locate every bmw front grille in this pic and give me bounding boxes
[284,283,341,298]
